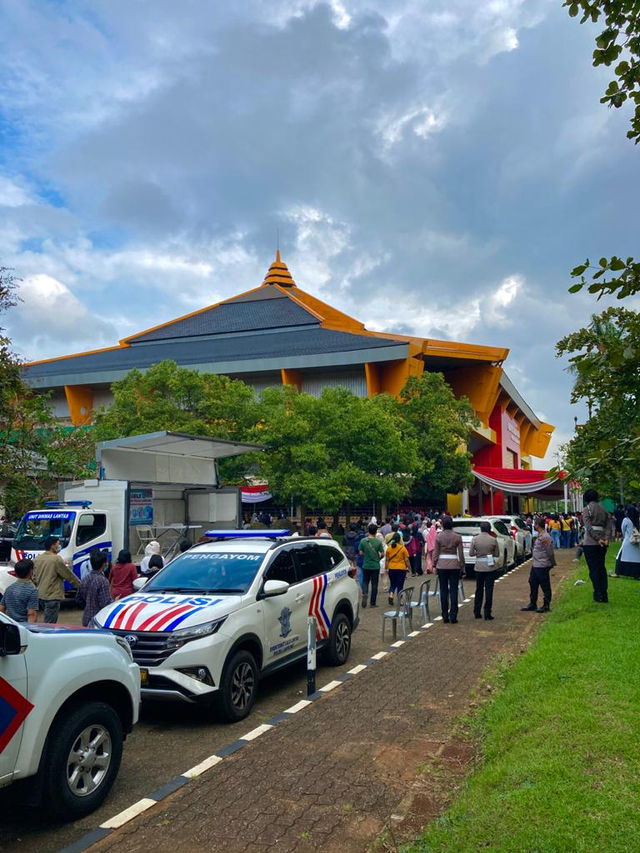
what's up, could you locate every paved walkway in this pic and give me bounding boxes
[81,553,574,853]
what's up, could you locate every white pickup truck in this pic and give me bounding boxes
[0,612,140,819]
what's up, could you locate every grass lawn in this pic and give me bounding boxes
[407,551,640,853]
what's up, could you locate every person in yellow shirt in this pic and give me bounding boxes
[560,514,572,549]
[547,515,561,549]
[384,532,410,606]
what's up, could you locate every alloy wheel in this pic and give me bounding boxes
[66,725,112,797]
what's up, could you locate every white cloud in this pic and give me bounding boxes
[0,176,36,208]
[11,274,117,360]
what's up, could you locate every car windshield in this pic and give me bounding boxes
[13,512,75,550]
[145,550,265,594]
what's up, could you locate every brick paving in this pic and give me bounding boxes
[88,554,573,853]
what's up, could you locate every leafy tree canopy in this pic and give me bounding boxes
[565,1,640,299]
[396,373,477,502]
[556,307,640,499]
[253,385,422,513]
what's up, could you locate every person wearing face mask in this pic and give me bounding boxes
[33,535,81,623]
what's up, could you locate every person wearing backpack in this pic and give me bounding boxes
[358,523,385,608]
[343,524,359,568]
[615,504,640,579]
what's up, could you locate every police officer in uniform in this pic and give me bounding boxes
[521,517,555,613]
[469,521,500,620]
[581,489,615,602]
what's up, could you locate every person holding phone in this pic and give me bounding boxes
[469,522,501,620]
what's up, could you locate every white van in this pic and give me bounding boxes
[6,501,112,594]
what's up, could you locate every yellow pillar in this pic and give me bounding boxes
[64,385,94,425]
[280,368,302,391]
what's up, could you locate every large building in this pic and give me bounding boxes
[23,253,554,513]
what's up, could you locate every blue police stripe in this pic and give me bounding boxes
[163,606,209,632]
[103,601,128,629]
[0,695,17,738]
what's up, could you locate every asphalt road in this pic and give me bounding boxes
[1,579,436,853]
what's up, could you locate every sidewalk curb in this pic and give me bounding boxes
[58,561,530,853]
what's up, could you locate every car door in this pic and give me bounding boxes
[261,548,308,666]
[290,542,331,643]
[493,521,513,567]
[0,620,30,783]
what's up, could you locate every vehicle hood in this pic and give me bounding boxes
[97,592,242,632]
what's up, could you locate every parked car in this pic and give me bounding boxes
[489,515,532,563]
[0,613,140,819]
[451,518,516,574]
[95,531,360,722]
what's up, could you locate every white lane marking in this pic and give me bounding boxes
[391,640,405,647]
[422,623,434,629]
[241,723,274,741]
[434,616,443,621]
[371,651,388,659]
[408,631,421,637]
[319,680,342,693]
[348,664,367,675]
[101,799,156,829]
[285,699,312,714]
[463,598,471,602]
[184,754,223,777]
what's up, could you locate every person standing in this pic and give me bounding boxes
[358,523,385,608]
[560,514,572,550]
[384,532,410,605]
[548,514,562,548]
[0,559,38,623]
[614,504,640,580]
[425,521,437,574]
[76,550,112,626]
[140,541,166,575]
[109,549,139,600]
[433,517,464,624]
[33,535,81,623]
[582,489,615,603]
[521,517,555,613]
[469,522,500,621]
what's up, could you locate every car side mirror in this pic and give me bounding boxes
[0,622,22,656]
[133,576,148,590]
[261,579,289,598]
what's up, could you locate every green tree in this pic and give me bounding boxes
[94,360,262,482]
[565,1,640,299]
[395,373,477,503]
[254,385,422,516]
[0,266,95,518]
[556,307,640,499]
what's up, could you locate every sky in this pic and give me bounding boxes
[1,0,639,466]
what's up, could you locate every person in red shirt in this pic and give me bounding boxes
[109,549,139,600]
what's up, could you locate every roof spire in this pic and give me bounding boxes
[262,250,296,287]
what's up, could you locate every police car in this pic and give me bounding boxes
[94,531,360,722]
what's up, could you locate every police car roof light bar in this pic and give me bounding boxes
[204,529,291,539]
[44,500,93,508]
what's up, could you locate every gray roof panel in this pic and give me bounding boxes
[128,296,317,343]
[24,327,403,383]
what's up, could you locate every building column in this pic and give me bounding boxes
[64,385,94,426]
[281,368,302,391]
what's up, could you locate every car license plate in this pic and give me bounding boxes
[140,668,148,685]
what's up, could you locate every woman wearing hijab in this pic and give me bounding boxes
[425,521,438,574]
[140,541,166,576]
[615,504,640,579]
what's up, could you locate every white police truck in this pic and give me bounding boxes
[94,531,360,722]
[2,500,113,597]
[0,612,140,819]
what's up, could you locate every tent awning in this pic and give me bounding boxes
[96,431,265,487]
[472,467,565,496]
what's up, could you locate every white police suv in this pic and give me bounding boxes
[94,532,360,722]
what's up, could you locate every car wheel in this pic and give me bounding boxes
[217,649,258,723]
[323,612,352,666]
[40,701,123,819]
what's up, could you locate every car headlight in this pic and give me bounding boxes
[115,636,134,661]
[165,617,228,649]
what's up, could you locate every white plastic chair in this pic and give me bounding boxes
[409,578,431,626]
[382,587,413,641]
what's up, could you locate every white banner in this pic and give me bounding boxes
[472,469,559,495]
